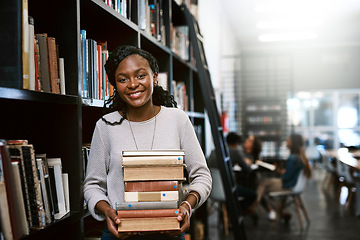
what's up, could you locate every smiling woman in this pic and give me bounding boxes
[83,45,212,240]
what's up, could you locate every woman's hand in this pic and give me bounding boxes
[162,204,190,236]
[96,200,138,239]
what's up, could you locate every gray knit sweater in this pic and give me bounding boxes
[83,106,212,221]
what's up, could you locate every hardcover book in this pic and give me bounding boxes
[123,164,185,181]
[115,201,178,210]
[117,208,179,218]
[122,155,184,165]
[7,141,46,229]
[117,217,180,232]
[124,190,179,202]
[124,180,179,192]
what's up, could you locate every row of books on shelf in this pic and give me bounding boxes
[116,150,186,232]
[246,104,281,112]
[22,14,66,94]
[102,0,130,19]
[140,0,166,45]
[247,130,281,137]
[247,116,281,124]
[0,140,69,240]
[80,30,114,100]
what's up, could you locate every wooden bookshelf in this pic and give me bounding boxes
[0,0,206,239]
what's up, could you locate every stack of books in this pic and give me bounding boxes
[117,150,186,232]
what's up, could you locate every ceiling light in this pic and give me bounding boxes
[256,19,323,29]
[259,32,318,42]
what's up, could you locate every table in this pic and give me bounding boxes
[328,148,360,170]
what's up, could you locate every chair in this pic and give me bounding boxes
[318,149,337,194]
[335,151,356,210]
[208,168,229,236]
[267,170,310,229]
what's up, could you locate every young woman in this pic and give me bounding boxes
[253,133,312,222]
[83,45,212,240]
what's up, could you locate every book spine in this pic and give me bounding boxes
[122,155,184,165]
[115,201,178,210]
[28,16,35,91]
[124,191,179,202]
[36,33,51,92]
[117,217,180,232]
[117,208,179,218]
[8,146,32,227]
[124,180,179,192]
[47,37,60,94]
[36,158,52,224]
[21,145,46,229]
[22,0,29,90]
[123,165,185,181]
[59,58,66,94]
[47,158,66,220]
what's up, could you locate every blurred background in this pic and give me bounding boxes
[196,0,360,156]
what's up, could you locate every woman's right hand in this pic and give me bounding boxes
[96,200,137,239]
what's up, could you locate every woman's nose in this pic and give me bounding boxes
[128,78,139,89]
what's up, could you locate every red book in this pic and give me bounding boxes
[117,208,179,218]
[124,180,179,192]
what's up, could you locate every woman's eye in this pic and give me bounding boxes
[117,78,128,83]
[136,74,146,79]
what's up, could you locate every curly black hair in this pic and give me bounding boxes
[102,45,177,125]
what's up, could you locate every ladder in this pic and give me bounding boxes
[182,5,247,240]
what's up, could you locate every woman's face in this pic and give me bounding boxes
[244,135,254,153]
[114,54,157,110]
[286,138,291,149]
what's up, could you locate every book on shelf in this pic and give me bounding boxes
[47,36,60,94]
[115,201,178,210]
[7,140,46,230]
[117,208,179,218]
[117,217,180,232]
[0,140,29,239]
[28,16,36,91]
[123,164,185,181]
[125,180,179,192]
[157,72,168,91]
[35,33,51,93]
[59,58,66,94]
[22,0,29,90]
[35,154,55,224]
[255,160,276,171]
[47,158,69,219]
[0,181,13,240]
[124,190,179,202]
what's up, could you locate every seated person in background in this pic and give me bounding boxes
[207,132,257,217]
[242,135,263,190]
[250,133,313,223]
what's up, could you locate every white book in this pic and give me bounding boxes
[12,162,29,235]
[122,155,184,166]
[28,16,35,91]
[0,182,13,240]
[124,191,179,202]
[59,58,66,95]
[47,158,67,219]
[255,160,276,171]
[62,173,70,213]
[122,150,185,157]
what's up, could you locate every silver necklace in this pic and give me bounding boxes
[128,109,157,150]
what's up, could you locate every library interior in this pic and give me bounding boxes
[1,0,360,240]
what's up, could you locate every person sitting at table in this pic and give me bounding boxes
[207,132,258,221]
[249,133,313,223]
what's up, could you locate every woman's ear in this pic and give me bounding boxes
[153,72,158,86]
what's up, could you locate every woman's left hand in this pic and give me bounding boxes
[161,205,190,236]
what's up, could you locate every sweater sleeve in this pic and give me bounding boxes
[180,113,212,208]
[83,122,110,221]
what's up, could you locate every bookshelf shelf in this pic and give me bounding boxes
[1,0,206,239]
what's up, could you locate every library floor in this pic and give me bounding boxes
[207,168,360,240]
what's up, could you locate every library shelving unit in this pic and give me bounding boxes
[1,0,206,239]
